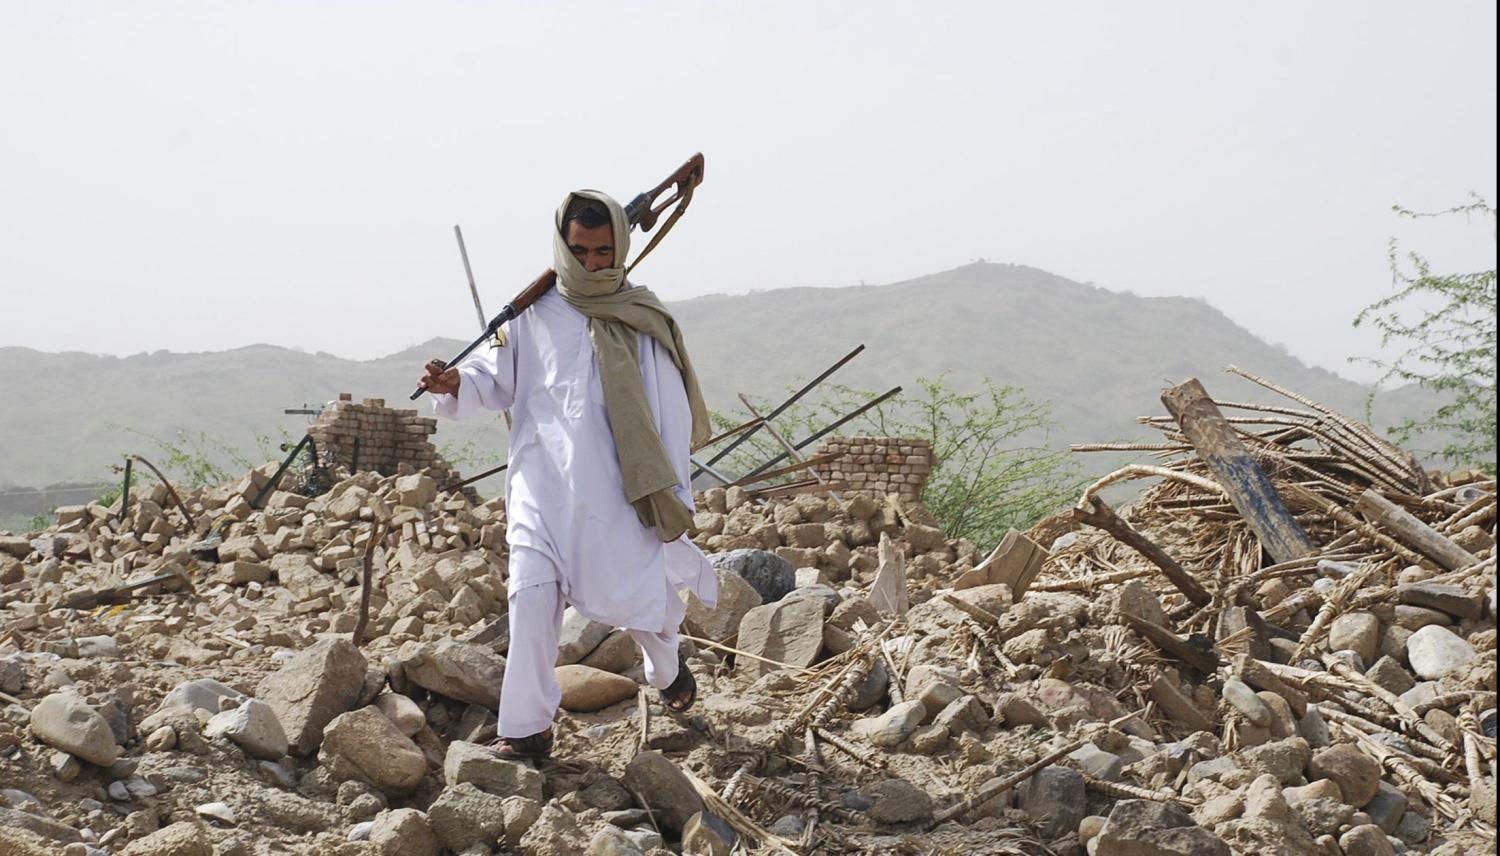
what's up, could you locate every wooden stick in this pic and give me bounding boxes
[680,633,819,675]
[738,393,841,502]
[929,739,1085,826]
[1073,496,1211,606]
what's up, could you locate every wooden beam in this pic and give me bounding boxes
[1121,612,1220,675]
[1353,489,1474,571]
[1073,496,1212,606]
[1161,378,1316,564]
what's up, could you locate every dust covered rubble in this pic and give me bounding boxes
[0,424,1494,855]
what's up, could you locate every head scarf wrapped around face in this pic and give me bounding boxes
[551,190,711,542]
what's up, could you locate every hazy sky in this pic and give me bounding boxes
[2,2,1495,383]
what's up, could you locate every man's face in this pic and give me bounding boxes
[565,221,616,272]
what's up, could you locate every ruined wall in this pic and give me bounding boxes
[306,396,457,484]
[818,435,935,501]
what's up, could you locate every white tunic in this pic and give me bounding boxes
[433,289,717,633]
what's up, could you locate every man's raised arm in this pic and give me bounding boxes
[422,341,517,421]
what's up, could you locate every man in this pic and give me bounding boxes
[417,189,717,762]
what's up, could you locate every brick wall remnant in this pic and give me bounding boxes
[818,435,935,501]
[306,397,457,484]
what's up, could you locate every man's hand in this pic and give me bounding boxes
[418,359,460,396]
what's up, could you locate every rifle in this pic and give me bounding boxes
[410,153,706,400]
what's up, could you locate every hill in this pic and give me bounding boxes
[0,262,1444,513]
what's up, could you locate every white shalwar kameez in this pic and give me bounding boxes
[433,288,717,738]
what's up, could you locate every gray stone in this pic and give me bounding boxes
[1364,781,1407,833]
[863,778,934,825]
[1222,678,1273,726]
[932,694,989,736]
[1311,744,1381,807]
[427,783,507,851]
[556,607,612,665]
[708,549,795,603]
[682,566,763,643]
[30,692,121,766]
[588,826,646,856]
[736,596,825,679]
[1398,583,1483,620]
[204,699,287,760]
[1095,799,1230,856]
[1365,656,1416,696]
[1394,810,1430,845]
[159,678,245,715]
[443,740,545,802]
[517,802,589,856]
[1328,612,1381,666]
[1405,625,1477,680]
[373,692,425,737]
[501,796,543,849]
[1296,705,1331,748]
[400,639,506,707]
[1339,824,1397,856]
[318,706,427,796]
[682,810,739,855]
[1240,736,1311,785]
[0,806,82,844]
[256,637,367,755]
[1019,765,1086,839]
[622,750,705,833]
[579,630,644,673]
[852,699,926,748]
[1294,797,1355,836]
[1069,744,1125,781]
[997,692,1048,728]
[848,657,888,712]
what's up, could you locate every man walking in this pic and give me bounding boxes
[418,189,717,761]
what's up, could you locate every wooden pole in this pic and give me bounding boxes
[737,393,841,502]
[1353,489,1474,571]
[1073,496,1212,606]
[1161,378,1316,564]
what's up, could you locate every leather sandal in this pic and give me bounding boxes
[492,727,553,763]
[659,655,697,714]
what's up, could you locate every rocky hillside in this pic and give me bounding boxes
[0,262,1447,509]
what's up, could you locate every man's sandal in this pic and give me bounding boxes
[659,655,697,714]
[492,727,553,763]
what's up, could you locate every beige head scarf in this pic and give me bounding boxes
[553,190,711,542]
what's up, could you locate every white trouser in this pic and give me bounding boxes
[498,546,685,738]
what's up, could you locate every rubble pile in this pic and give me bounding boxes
[0,369,1494,856]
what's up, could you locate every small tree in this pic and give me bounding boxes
[1354,196,1497,473]
[706,374,1080,550]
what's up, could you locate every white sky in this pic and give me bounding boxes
[1,2,1495,382]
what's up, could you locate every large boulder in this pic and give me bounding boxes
[30,692,121,766]
[736,596,825,679]
[427,783,509,851]
[443,740,545,801]
[318,706,428,795]
[159,678,245,715]
[707,549,794,604]
[623,751,705,833]
[400,639,506,707]
[683,566,763,642]
[204,698,288,760]
[256,637,367,755]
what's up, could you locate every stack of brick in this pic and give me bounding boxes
[817,435,935,501]
[306,396,457,485]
